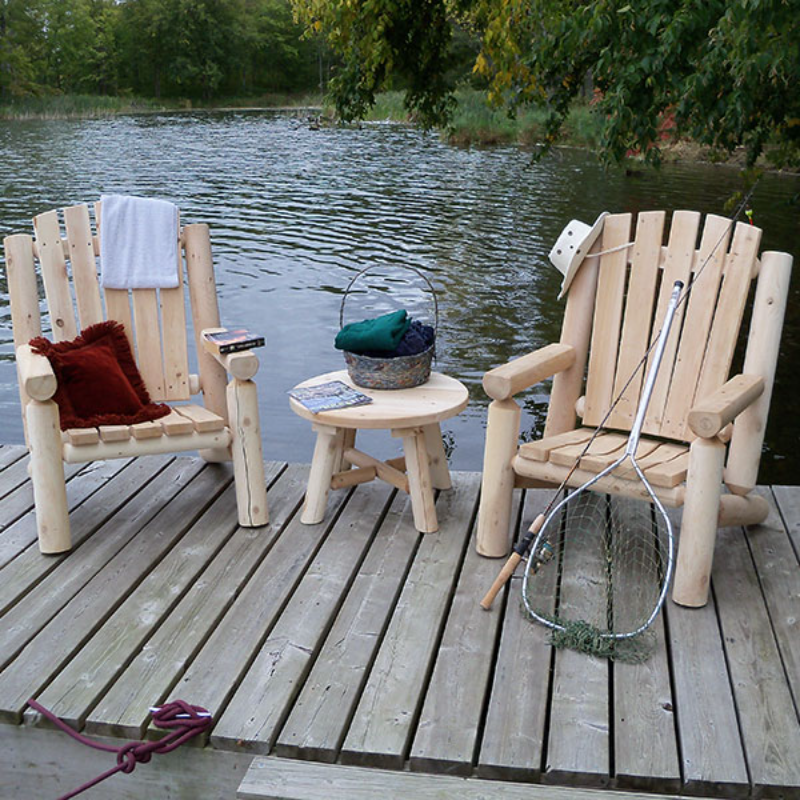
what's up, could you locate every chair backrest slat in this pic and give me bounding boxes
[694,221,761,407]
[583,213,632,427]
[606,210,665,430]
[131,288,167,400]
[576,211,761,444]
[63,204,104,329]
[660,214,732,439]
[32,210,78,341]
[159,284,190,401]
[641,210,700,436]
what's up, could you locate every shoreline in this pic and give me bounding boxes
[0,93,794,173]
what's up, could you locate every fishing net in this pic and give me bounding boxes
[521,491,669,663]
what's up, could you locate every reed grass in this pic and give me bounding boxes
[0,94,163,120]
[366,88,604,149]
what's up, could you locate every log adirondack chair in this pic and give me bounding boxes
[3,202,269,554]
[476,210,793,607]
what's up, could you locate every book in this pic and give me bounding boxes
[288,380,374,414]
[202,328,265,356]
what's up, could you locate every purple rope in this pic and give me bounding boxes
[27,697,213,800]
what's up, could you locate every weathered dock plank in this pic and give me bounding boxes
[0,455,174,618]
[612,499,680,793]
[477,490,553,782]
[0,458,131,569]
[29,479,249,728]
[0,445,26,473]
[665,516,750,797]
[85,462,298,739]
[0,460,226,723]
[156,464,347,736]
[759,487,800,709]
[545,493,610,787]
[772,484,800,557]
[409,484,523,776]
[212,480,396,754]
[713,520,800,796]
[340,472,481,769]
[275,492,421,763]
[239,757,699,800]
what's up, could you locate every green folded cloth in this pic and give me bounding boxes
[335,309,411,354]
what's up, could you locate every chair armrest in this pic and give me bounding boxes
[482,343,575,401]
[16,344,57,401]
[200,328,260,381]
[209,349,260,381]
[688,374,764,439]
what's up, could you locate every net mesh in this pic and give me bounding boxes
[522,490,669,662]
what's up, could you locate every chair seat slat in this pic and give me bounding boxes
[172,404,226,433]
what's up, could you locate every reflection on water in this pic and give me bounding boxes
[1,111,798,481]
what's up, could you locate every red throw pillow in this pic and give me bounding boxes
[29,320,171,431]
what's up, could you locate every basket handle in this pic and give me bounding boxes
[339,265,439,332]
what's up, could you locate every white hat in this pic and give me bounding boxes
[549,212,608,299]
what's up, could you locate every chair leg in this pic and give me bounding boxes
[672,437,725,608]
[476,399,521,558]
[227,379,269,527]
[27,399,70,553]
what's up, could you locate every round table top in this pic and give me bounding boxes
[289,370,469,430]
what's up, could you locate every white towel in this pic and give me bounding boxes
[100,194,180,289]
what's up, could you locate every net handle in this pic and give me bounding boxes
[339,265,439,332]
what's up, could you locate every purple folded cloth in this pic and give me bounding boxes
[360,320,434,359]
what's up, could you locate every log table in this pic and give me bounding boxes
[290,370,469,533]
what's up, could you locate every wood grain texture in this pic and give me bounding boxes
[240,756,694,800]
[212,481,395,753]
[583,213,632,427]
[0,456,174,619]
[665,510,749,797]
[276,492,421,762]
[2,461,222,723]
[155,466,347,737]
[545,493,610,787]
[341,473,481,768]
[712,522,800,793]
[409,481,513,774]
[477,489,552,781]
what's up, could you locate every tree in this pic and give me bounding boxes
[291,0,800,168]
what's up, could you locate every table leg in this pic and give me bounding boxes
[302,424,344,525]
[398,427,438,533]
[422,423,452,490]
[335,428,357,473]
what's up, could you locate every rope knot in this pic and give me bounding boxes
[116,742,151,773]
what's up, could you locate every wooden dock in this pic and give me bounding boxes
[1,444,799,799]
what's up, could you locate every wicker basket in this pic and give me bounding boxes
[339,266,437,390]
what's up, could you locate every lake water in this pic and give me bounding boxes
[1,111,799,482]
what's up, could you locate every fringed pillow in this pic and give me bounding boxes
[29,320,171,431]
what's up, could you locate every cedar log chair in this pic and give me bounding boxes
[3,202,269,554]
[476,210,793,607]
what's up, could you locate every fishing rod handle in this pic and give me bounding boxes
[479,513,545,610]
[480,552,522,610]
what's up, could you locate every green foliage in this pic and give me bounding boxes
[292,0,458,128]
[292,0,800,167]
[0,0,322,101]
